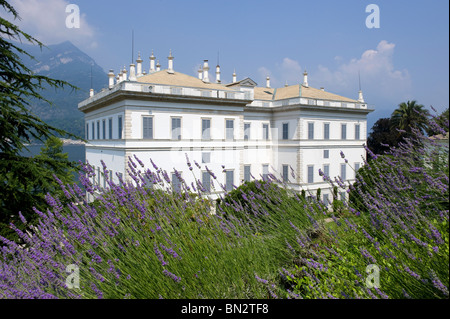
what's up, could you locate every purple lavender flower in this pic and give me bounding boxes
[163,269,181,283]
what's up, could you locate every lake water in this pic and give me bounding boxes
[21,144,86,163]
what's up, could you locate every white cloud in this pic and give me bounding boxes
[258,57,304,87]
[6,0,96,48]
[258,41,412,108]
[314,40,412,102]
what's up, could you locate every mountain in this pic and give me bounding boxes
[18,41,108,139]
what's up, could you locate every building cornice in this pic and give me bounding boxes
[79,85,252,113]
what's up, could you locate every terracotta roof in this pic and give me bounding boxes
[429,132,449,140]
[254,87,275,100]
[270,84,358,102]
[137,69,234,91]
[137,70,359,102]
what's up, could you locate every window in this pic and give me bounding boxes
[171,87,182,95]
[340,164,346,181]
[117,172,123,186]
[172,173,182,193]
[355,124,361,140]
[202,171,211,193]
[225,170,234,192]
[308,122,314,140]
[355,162,360,172]
[86,124,89,140]
[262,164,269,180]
[324,123,330,140]
[341,124,347,140]
[244,165,251,182]
[323,150,329,159]
[307,165,314,183]
[143,173,153,189]
[102,119,106,139]
[108,118,113,139]
[96,121,100,140]
[202,90,211,97]
[323,164,330,177]
[143,117,153,139]
[202,152,210,163]
[323,194,330,206]
[91,122,95,140]
[340,192,346,203]
[202,119,211,139]
[263,124,269,140]
[118,116,123,139]
[282,123,289,140]
[97,167,101,186]
[282,165,289,182]
[226,119,234,140]
[244,123,250,140]
[172,117,181,140]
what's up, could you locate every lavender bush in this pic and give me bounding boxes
[0,119,448,299]
[277,122,449,298]
[0,154,316,298]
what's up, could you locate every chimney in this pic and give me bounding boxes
[216,64,221,83]
[202,60,210,83]
[320,87,325,91]
[136,52,143,76]
[108,69,115,88]
[266,76,271,88]
[156,60,161,72]
[285,80,289,87]
[358,90,365,103]
[303,70,309,87]
[129,63,137,81]
[232,69,236,83]
[89,88,94,97]
[198,65,203,80]
[122,66,128,81]
[167,49,174,74]
[149,50,156,73]
[118,69,123,83]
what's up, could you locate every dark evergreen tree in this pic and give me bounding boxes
[0,0,78,241]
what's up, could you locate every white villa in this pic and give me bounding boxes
[78,51,373,204]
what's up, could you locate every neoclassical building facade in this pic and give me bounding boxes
[78,51,373,204]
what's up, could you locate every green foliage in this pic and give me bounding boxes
[0,0,78,241]
[390,100,430,139]
[426,108,449,136]
[367,118,400,155]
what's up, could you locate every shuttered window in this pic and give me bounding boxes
[226,120,234,140]
[143,117,153,139]
[202,119,211,139]
[172,118,181,140]
[324,123,330,140]
[308,122,314,140]
[202,171,211,192]
[244,165,251,182]
[225,170,234,192]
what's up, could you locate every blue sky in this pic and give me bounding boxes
[4,0,449,129]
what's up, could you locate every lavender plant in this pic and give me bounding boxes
[0,154,315,298]
[1,119,448,299]
[280,120,449,299]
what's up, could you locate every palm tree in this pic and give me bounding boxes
[390,100,430,137]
